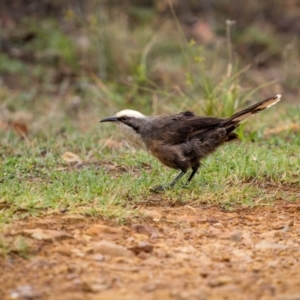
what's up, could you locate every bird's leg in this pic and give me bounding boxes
[170,171,186,187]
[180,165,201,189]
[150,171,186,193]
[187,165,200,183]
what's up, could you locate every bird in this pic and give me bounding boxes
[100,94,281,192]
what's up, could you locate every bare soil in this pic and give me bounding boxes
[1,201,300,300]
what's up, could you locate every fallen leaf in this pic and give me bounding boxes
[93,240,134,257]
[10,111,32,137]
[23,229,72,240]
[61,151,82,164]
[255,241,288,250]
[10,285,42,299]
[12,121,28,136]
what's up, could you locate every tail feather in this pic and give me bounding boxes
[222,94,281,125]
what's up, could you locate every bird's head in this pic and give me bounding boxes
[100,109,146,131]
[100,109,147,148]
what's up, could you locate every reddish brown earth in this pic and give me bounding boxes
[1,201,300,300]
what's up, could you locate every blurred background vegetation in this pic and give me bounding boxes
[0,0,300,144]
[1,0,300,222]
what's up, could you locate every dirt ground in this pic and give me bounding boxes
[1,201,300,300]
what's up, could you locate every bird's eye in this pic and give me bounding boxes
[121,116,128,121]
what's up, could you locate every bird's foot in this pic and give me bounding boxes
[181,184,190,189]
[150,183,189,193]
[150,185,169,193]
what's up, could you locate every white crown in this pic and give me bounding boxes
[115,109,146,118]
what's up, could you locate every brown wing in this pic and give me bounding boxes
[148,111,223,144]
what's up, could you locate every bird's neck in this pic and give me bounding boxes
[117,123,146,149]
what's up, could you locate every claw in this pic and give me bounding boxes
[150,185,169,193]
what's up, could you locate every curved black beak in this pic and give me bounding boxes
[100,116,117,123]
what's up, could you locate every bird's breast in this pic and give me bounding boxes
[117,123,146,149]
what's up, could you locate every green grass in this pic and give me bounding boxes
[1,103,300,227]
[1,12,300,227]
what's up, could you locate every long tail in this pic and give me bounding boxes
[222,94,281,126]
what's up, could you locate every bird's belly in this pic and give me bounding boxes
[148,143,189,170]
[150,148,176,168]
